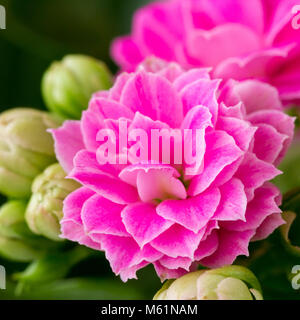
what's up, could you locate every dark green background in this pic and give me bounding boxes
[0,0,150,112]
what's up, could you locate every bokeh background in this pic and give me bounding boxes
[0,0,151,112]
[0,0,300,300]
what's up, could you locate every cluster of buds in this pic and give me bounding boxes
[0,201,47,262]
[0,55,112,263]
[154,266,263,300]
[25,163,80,241]
[0,108,61,198]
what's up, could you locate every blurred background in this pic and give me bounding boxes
[0,0,151,112]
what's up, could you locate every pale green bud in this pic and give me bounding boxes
[25,163,80,241]
[0,108,61,198]
[0,201,43,262]
[42,54,113,119]
[154,266,263,300]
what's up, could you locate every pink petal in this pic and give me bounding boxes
[69,150,139,204]
[60,220,101,251]
[156,188,221,233]
[252,213,285,241]
[247,110,295,165]
[93,97,134,120]
[252,123,288,164]
[61,187,100,250]
[108,72,133,101]
[119,163,180,187]
[200,0,264,33]
[99,235,141,276]
[235,153,281,198]
[188,130,243,195]
[133,7,178,62]
[150,224,204,259]
[50,121,84,173]
[121,202,174,248]
[81,101,105,151]
[138,58,184,83]
[153,261,189,281]
[81,194,128,237]
[214,45,294,80]
[111,36,143,72]
[213,178,247,221]
[127,112,169,164]
[173,68,211,92]
[187,24,261,67]
[159,256,193,271]
[99,235,161,281]
[180,78,221,123]
[181,105,212,176]
[136,169,187,202]
[216,116,256,151]
[222,183,281,232]
[230,80,283,114]
[200,229,255,268]
[272,55,300,102]
[120,71,184,127]
[266,0,300,44]
[194,230,219,261]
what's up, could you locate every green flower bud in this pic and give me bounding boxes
[0,108,61,198]
[42,54,113,119]
[0,201,43,262]
[25,163,80,241]
[154,266,263,300]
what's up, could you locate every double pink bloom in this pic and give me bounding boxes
[52,60,294,281]
[112,0,300,105]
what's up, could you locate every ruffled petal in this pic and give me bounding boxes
[122,202,174,248]
[111,36,144,72]
[235,153,281,200]
[222,183,281,232]
[187,24,261,67]
[150,224,205,259]
[61,187,100,250]
[81,194,128,237]
[50,121,84,173]
[200,229,255,268]
[180,78,220,123]
[156,188,220,233]
[69,150,139,204]
[213,178,247,221]
[188,130,243,195]
[120,71,184,127]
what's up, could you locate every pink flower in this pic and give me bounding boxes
[51,59,294,281]
[111,0,300,106]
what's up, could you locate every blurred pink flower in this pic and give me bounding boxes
[51,59,294,281]
[111,0,300,106]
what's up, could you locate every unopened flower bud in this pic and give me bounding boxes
[42,54,113,119]
[25,163,80,241]
[0,201,43,262]
[154,266,263,300]
[0,108,61,198]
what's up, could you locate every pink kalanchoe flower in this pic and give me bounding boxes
[51,59,294,281]
[111,0,300,106]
